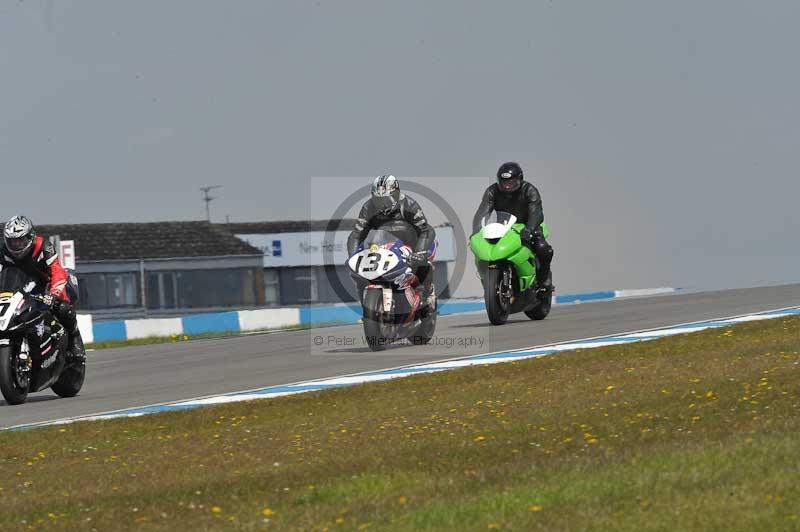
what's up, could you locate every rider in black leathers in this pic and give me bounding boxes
[472,162,554,290]
[347,175,436,304]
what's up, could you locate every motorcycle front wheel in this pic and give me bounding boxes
[0,344,29,405]
[484,267,511,325]
[363,288,387,351]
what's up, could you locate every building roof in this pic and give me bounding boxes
[37,221,262,262]
[223,219,358,234]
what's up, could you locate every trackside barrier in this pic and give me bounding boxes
[79,287,678,343]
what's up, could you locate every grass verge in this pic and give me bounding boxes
[2,316,799,531]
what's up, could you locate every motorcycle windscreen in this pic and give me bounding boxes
[0,266,35,295]
[479,211,517,228]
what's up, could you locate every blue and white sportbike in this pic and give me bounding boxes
[348,228,437,351]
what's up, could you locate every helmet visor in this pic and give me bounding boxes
[5,236,31,252]
[371,195,398,213]
[498,176,521,192]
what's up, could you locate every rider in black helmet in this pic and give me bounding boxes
[472,162,554,290]
[347,175,436,307]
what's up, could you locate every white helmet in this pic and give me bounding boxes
[370,175,401,214]
[4,215,36,260]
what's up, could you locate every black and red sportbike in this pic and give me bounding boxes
[0,266,85,405]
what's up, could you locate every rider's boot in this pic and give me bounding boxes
[418,269,436,318]
[67,327,86,363]
[539,268,554,292]
[56,302,86,363]
[424,281,436,311]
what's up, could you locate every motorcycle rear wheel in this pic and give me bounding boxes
[525,289,552,321]
[51,359,86,398]
[0,344,29,405]
[412,297,437,345]
[484,267,510,325]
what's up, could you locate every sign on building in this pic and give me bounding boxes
[237,227,456,268]
[59,240,76,270]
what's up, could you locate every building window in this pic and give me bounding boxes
[78,272,139,309]
[108,273,138,307]
[294,267,318,303]
[147,272,178,309]
[264,269,281,305]
[146,268,258,310]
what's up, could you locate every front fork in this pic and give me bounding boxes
[480,263,515,307]
[0,338,31,390]
[500,267,514,306]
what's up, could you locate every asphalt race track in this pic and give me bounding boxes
[2,284,799,429]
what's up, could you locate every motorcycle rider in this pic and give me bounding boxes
[347,175,436,308]
[472,162,554,290]
[1,216,86,361]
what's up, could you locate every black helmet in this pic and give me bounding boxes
[3,215,36,260]
[370,174,401,214]
[496,162,523,193]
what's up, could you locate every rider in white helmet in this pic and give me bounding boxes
[347,175,436,307]
[1,216,86,361]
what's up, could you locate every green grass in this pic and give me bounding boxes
[2,316,800,531]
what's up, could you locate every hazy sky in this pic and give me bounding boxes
[2,1,799,296]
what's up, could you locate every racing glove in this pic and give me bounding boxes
[40,294,66,313]
[519,227,534,246]
[406,251,428,271]
[40,294,56,309]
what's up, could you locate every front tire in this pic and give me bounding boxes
[363,289,387,351]
[0,344,29,405]
[484,267,510,325]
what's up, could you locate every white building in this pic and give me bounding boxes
[227,219,457,305]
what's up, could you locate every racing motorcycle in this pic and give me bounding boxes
[348,224,437,351]
[0,266,85,405]
[469,211,553,325]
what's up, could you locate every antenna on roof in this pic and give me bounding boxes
[200,185,222,222]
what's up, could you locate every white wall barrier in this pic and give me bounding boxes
[238,308,300,332]
[77,314,94,344]
[125,317,184,340]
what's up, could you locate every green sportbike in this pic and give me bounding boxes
[469,212,553,325]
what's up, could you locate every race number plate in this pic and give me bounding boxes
[0,292,22,332]
[347,248,400,281]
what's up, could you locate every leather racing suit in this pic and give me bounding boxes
[472,181,554,287]
[347,194,436,300]
[0,236,84,358]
